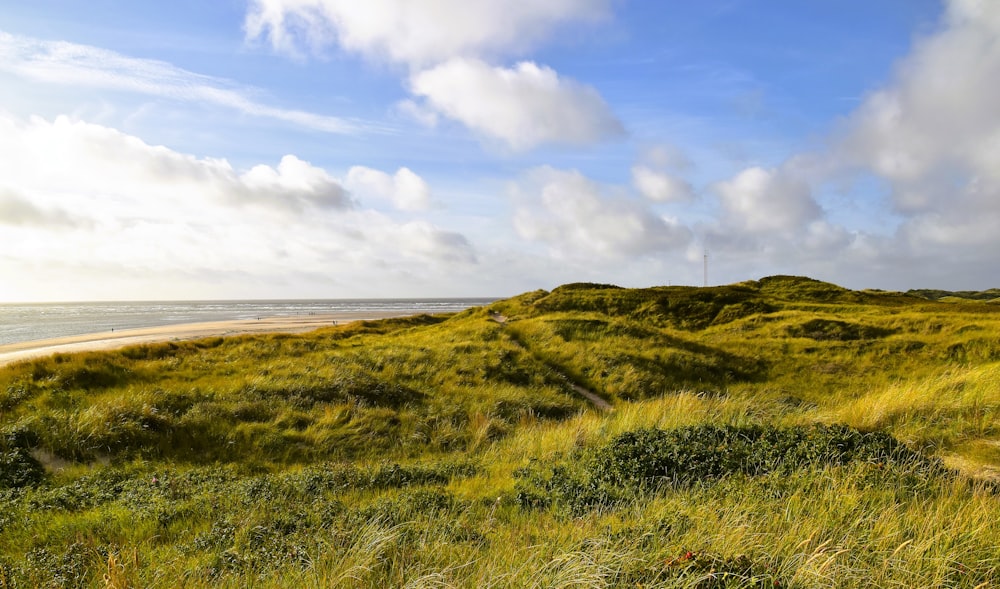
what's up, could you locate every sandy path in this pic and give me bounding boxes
[0,311,421,368]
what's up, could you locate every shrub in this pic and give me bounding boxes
[787,319,896,341]
[0,448,45,489]
[588,424,937,490]
[516,424,943,512]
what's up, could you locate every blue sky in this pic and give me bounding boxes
[2,0,998,301]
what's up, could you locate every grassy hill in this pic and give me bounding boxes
[1,276,1000,587]
[907,287,1000,303]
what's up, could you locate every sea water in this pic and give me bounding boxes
[0,299,496,346]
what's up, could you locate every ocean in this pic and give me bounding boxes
[0,299,496,346]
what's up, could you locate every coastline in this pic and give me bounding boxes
[0,311,422,368]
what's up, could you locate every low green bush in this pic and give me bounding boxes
[0,448,45,489]
[590,424,937,488]
[787,319,896,341]
[516,424,943,513]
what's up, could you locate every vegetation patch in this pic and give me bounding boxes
[529,283,776,330]
[787,319,897,341]
[515,424,943,512]
[0,448,45,489]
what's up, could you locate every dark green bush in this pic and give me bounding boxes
[16,542,91,588]
[516,424,942,513]
[0,448,45,489]
[787,319,896,341]
[350,489,457,528]
[285,460,477,494]
[589,424,935,490]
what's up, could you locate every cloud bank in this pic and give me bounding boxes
[0,113,475,299]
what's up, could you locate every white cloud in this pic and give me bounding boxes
[837,0,1000,244]
[899,210,1000,250]
[244,0,610,66]
[631,143,695,202]
[409,58,624,151]
[0,114,351,216]
[0,31,364,134]
[631,165,694,202]
[345,166,432,211]
[511,167,691,258]
[242,155,352,211]
[0,113,476,299]
[714,166,822,234]
[800,220,853,253]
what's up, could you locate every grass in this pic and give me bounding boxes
[1,275,1000,587]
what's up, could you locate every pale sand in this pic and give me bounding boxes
[0,311,423,368]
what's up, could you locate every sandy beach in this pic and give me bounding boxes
[0,311,421,368]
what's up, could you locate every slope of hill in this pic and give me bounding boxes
[1,276,999,587]
[907,287,1000,302]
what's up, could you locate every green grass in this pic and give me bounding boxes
[2,276,1000,587]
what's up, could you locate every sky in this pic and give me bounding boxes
[1,0,998,301]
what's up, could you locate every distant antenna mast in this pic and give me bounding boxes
[703,249,709,287]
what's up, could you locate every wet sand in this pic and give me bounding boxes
[0,311,420,367]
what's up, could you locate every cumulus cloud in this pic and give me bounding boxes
[244,0,610,66]
[0,31,364,134]
[0,113,476,298]
[409,59,624,151]
[714,166,822,234]
[511,167,691,258]
[345,166,432,211]
[630,143,695,202]
[242,155,352,211]
[631,166,694,202]
[837,0,1000,246]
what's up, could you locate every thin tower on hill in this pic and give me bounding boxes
[703,250,709,287]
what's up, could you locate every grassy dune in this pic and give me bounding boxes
[2,276,1000,587]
